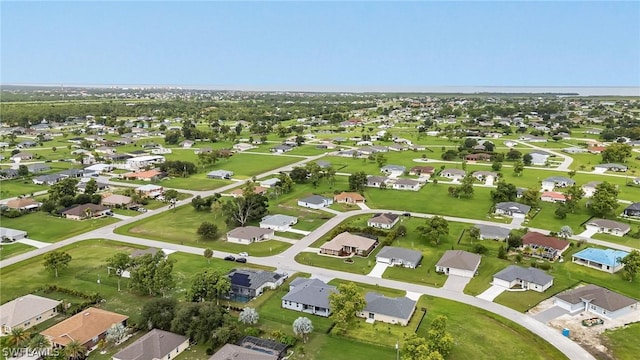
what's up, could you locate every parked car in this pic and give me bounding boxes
[238,252,249,257]
[137,208,147,213]
[224,255,235,261]
[235,257,247,263]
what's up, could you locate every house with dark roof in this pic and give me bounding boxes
[623,203,640,217]
[33,174,64,185]
[60,203,110,220]
[0,294,62,336]
[227,269,285,301]
[475,224,510,240]
[494,202,531,218]
[376,246,423,268]
[409,166,435,177]
[367,213,400,229]
[27,163,51,173]
[521,232,570,261]
[297,195,333,209]
[366,175,388,188]
[435,250,481,278]
[492,266,554,292]
[358,293,417,326]
[281,278,336,317]
[112,329,189,360]
[554,285,639,319]
[594,163,628,172]
[320,232,378,257]
[585,219,631,237]
[572,248,629,274]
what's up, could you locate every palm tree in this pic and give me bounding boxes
[28,333,50,350]
[6,327,30,348]
[64,340,86,360]
[83,207,93,220]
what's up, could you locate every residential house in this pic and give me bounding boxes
[135,184,164,198]
[316,160,332,169]
[59,169,84,178]
[112,329,189,360]
[27,163,51,173]
[475,224,510,240]
[0,227,28,242]
[77,179,108,193]
[435,250,481,278]
[492,266,554,292]
[208,344,277,360]
[0,169,19,179]
[391,178,421,191]
[281,278,336,317]
[206,170,234,179]
[409,166,435,177]
[472,171,497,183]
[5,197,41,212]
[582,181,602,198]
[259,215,298,231]
[259,178,280,188]
[594,163,628,172]
[227,269,285,301]
[494,202,531,218]
[271,144,293,153]
[541,176,575,191]
[588,145,606,154]
[572,248,629,274]
[366,175,388,188]
[10,152,33,162]
[297,195,333,209]
[229,186,268,198]
[585,219,631,237]
[0,294,62,336]
[376,246,423,268]
[101,194,132,208]
[540,191,567,203]
[125,155,165,170]
[194,147,212,155]
[123,169,165,182]
[464,153,492,162]
[95,146,116,155]
[33,174,64,185]
[226,226,274,245]
[623,203,640,217]
[333,192,365,204]
[519,135,547,142]
[17,141,37,148]
[562,147,588,154]
[440,169,466,182]
[521,232,570,261]
[41,307,128,349]
[320,232,378,257]
[179,140,194,148]
[367,213,400,229]
[60,203,110,220]
[358,293,416,326]
[380,165,406,177]
[554,285,638,319]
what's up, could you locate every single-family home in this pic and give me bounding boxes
[554,285,639,319]
[60,204,110,220]
[563,147,588,154]
[259,178,280,188]
[77,179,108,193]
[179,140,194,148]
[226,226,274,245]
[229,186,268,198]
[540,191,567,203]
[594,163,628,172]
[519,135,547,142]
[623,203,640,217]
[281,278,336,317]
[572,248,629,274]
[475,224,510,240]
[380,165,406,177]
[409,166,435,177]
[367,213,400,229]
[333,192,366,204]
[492,266,554,292]
[320,232,378,257]
[59,169,84,178]
[582,181,602,198]
[521,232,570,261]
[271,144,293,153]
[206,170,234,179]
[375,246,423,268]
[435,250,481,278]
[366,175,388,188]
[358,293,416,326]
[588,145,606,154]
[5,197,41,212]
[233,143,257,152]
[135,184,164,198]
[494,202,531,218]
[112,329,189,360]
[472,171,497,184]
[33,174,63,185]
[101,194,132,208]
[440,169,466,182]
[528,150,552,166]
[297,195,333,209]
[41,307,128,350]
[0,169,20,179]
[259,215,298,231]
[464,153,492,162]
[227,269,285,301]
[194,147,212,155]
[0,227,28,242]
[585,219,630,237]
[125,155,165,170]
[391,178,421,191]
[10,152,34,162]
[27,163,51,173]
[541,176,575,191]
[0,294,62,336]
[123,169,165,182]
[208,344,277,360]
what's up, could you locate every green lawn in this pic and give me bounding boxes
[526,201,594,233]
[602,322,640,360]
[591,232,640,248]
[111,208,140,217]
[0,242,36,260]
[0,179,47,198]
[0,212,120,242]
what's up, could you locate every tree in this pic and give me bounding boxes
[129,251,175,297]
[48,178,79,203]
[401,334,430,360]
[6,328,30,348]
[164,189,179,207]
[506,149,522,160]
[375,153,387,168]
[140,297,177,331]
[417,216,449,244]
[222,192,269,227]
[106,252,131,291]
[588,182,619,217]
[28,334,50,350]
[197,221,219,240]
[490,182,517,203]
[522,153,533,166]
[497,245,507,259]
[64,340,87,360]
[292,317,314,344]
[555,204,568,219]
[328,282,366,331]
[397,224,408,238]
[290,167,309,183]
[106,323,127,344]
[457,174,475,199]
[559,225,573,240]
[491,160,502,172]
[186,270,230,304]
[171,302,231,345]
[348,171,368,192]
[43,251,72,277]
[204,248,213,264]
[620,250,640,282]
[164,130,181,145]
[468,226,480,241]
[275,173,294,194]
[17,165,29,177]
[191,194,219,211]
[520,188,539,207]
[427,316,454,358]
[84,178,98,196]
[602,143,632,163]
[513,160,524,177]
[564,184,584,213]
[238,307,259,325]
[507,229,525,250]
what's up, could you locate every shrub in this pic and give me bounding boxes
[472,244,488,254]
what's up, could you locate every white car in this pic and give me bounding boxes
[238,252,249,257]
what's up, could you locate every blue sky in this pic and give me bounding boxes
[1,1,639,88]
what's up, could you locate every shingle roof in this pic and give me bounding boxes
[281,278,336,309]
[41,307,128,346]
[572,248,629,267]
[495,202,531,214]
[260,215,297,227]
[208,344,277,360]
[493,265,553,286]
[475,224,510,239]
[364,293,416,320]
[522,232,570,252]
[436,250,481,272]
[299,195,329,204]
[60,203,109,217]
[586,219,630,233]
[556,284,637,312]
[376,246,423,265]
[368,213,399,225]
[227,226,273,240]
[113,329,188,360]
[321,232,377,252]
[228,269,283,290]
[0,294,61,329]
[542,176,575,185]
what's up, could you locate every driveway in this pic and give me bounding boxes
[16,238,50,249]
[367,262,389,278]
[533,306,570,324]
[357,202,370,210]
[442,275,471,292]
[577,228,598,238]
[286,228,311,236]
[510,216,525,227]
[477,285,507,301]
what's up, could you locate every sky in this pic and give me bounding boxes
[1,1,639,90]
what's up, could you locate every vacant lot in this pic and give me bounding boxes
[0,212,119,242]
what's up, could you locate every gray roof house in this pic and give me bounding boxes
[594,163,628,172]
[493,265,554,293]
[494,202,531,217]
[435,250,482,278]
[27,163,51,173]
[281,278,336,317]
[228,269,285,300]
[112,329,190,360]
[33,174,64,185]
[376,246,423,268]
[358,293,417,326]
[206,170,234,179]
[585,219,631,237]
[541,176,575,190]
[208,344,277,360]
[440,169,466,180]
[259,214,298,231]
[554,285,639,319]
[623,203,640,217]
[367,213,400,229]
[0,294,62,336]
[297,195,333,209]
[380,165,406,176]
[475,224,511,240]
[227,226,274,245]
[366,175,388,188]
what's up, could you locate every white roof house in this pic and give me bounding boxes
[0,294,62,336]
[259,215,298,231]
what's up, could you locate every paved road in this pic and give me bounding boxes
[514,140,573,170]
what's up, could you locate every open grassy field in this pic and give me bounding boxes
[602,322,640,360]
[0,242,36,260]
[0,212,119,242]
[0,178,48,198]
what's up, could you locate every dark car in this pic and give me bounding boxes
[402,212,411,217]
[224,255,235,261]
[235,257,247,263]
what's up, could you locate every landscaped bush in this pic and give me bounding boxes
[472,244,488,254]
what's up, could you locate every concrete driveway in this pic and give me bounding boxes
[577,228,598,238]
[533,306,570,324]
[368,262,389,278]
[442,275,471,292]
[477,285,507,301]
[510,216,526,227]
[16,238,50,249]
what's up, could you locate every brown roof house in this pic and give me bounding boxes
[320,232,377,257]
[5,197,41,212]
[0,294,62,336]
[41,307,128,349]
[60,204,110,220]
[112,329,189,360]
[521,232,570,261]
[101,194,132,207]
[226,226,274,245]
[208,344,277,360]
[435,250,481,278]
[367,213,400,229]
[554,284,639,320]
[333,192,365,204]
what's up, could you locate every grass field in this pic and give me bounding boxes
[602,322,640,360]
[0,212,120,242]
[0,242,36,260]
